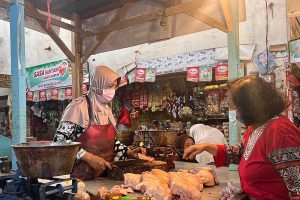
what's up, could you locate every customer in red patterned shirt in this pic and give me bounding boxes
[184,76,300,200]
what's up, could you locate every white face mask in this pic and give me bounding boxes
[96,89,115,103]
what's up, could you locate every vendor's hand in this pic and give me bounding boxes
[183,144,208,160]
[81,152,112,173]
[183,144,218,160]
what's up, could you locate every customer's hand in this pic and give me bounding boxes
[183,143,218,160]
[81,152,112,174]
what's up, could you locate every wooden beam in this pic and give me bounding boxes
[52,0,77,11]
[40,24,75,62]
[0,0,9,9]
[185,10,227,32]
[25,8,82,33]
[288,11,300,18]
[219,0,233,31]
[82,0,204,38]
[0,0,88,33]
[80,0,141,20]
[81,3,133,64]
[24,0,73,20]
[72,13,83,99]
[26,0,75,62]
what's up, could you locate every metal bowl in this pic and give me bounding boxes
[12,141,80,178]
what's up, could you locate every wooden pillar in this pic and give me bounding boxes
[72,13,83,99]
[227,0,240,170]
[9,0,26,169]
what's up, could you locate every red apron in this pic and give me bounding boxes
[71,96,116,180]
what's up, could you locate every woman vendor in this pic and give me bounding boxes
[184,76,300,200]
[54,66,143,180]
[175,134,195,161]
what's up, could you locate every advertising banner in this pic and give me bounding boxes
[26,60,71,91]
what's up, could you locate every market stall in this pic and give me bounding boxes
[25,59,90,140]
[0,0,246,199]
[110,49,249,159]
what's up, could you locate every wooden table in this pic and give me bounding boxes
[85,161,240,199]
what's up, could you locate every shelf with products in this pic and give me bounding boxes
[113,72,231,133]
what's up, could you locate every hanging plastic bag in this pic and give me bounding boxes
[117,94,132,127]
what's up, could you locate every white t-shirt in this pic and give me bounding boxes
[189,124,227,164]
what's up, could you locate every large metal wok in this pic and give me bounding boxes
[12,141,80,179]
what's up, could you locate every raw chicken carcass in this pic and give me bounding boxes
[188,167,218,186]
[98,187,109,199]
[98,185,134,198]
[124,173,142,188]
[110,185,134,196]
[169,172,202,200]
[175,171,203,191]
[141,171,161,181]
[135,180,172,200]
[150,169,171,185]
[196,169,216,187]
[74,182,90,200]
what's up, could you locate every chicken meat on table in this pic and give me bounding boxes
[83,161,240,200]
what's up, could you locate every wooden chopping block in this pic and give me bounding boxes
[106,160,168,181]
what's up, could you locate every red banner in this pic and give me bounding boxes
[186,66,200,82]
[65,88,72,100]
[51,88,59,100]
[27,85,90,101]
[215,64,228,81]
[39,90,47,101]
[27,91,34,101]
[135,68,146,82]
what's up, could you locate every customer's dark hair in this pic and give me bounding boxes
[229,76,285,125]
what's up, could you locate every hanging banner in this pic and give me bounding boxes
[199,66,213,81]
[39,90,47,101]
[26,60,71,91]
[27,91,34,101]
[145,68,156,82]
[58,88,66,101]
[215,63,228,81]
[186,66,200,82]
[65,88,73,100]
[135,68,146,82]
[51,88,59,100]
[26,60,90,91]
[289,39,300,63]
[46,89,51,100]
[33,91,40,102]
[127,71,136,84]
